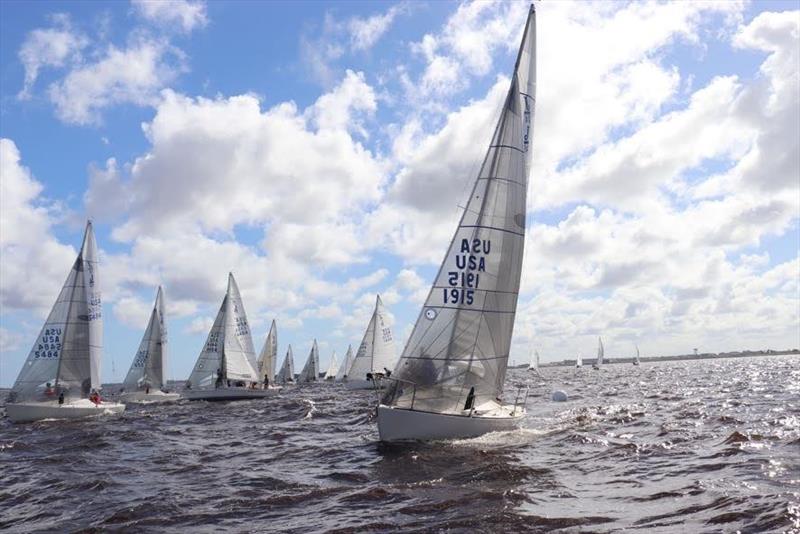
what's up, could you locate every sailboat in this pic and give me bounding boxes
[6,221,125,422]
[120,286,179,403]
[633,345,641,366]
[257,319,279,387]
[276,345,295,384]
[335,345,354,382]
[592,337,604,370]
[183,273,277,400]
[528,349,540,372]
[297,339,320,383]
[576,352,583,368]
[377,6,536,441]
[345,295,397,390]
[324,351,339,381]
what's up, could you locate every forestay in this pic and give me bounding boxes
[298,340,320,382]
[10,221,103,402]
[257,319,278,382]
[386,7,536,414]
[123,286,167,390]
[348,295,396,381]
[277,345,295,383]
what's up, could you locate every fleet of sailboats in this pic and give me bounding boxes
[376,5,536,441]
[6,222,125,422]
[120,286,179,403]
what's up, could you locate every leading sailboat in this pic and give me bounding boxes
[183,273,277,400]
[377,6,536,441]
[120,286,179,403]
[6,221,125,422]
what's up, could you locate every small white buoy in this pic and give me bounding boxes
[551,390,568,402]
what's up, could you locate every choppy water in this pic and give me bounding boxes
[1,355,798,533]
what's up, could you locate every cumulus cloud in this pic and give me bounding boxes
[131,0,209,33]
[348,4,405,52]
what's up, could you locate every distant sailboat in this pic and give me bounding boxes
[335,345,354,382]
[120,286,179,403]
[345,295,397,390]
[529,349,540,372]
[257,319,278,387]
[276,345,295,384]
[324,351,339,381]
[297,340,320,383]
[183,273,277,400]
[593,337,604,370]
[576,352,583,368]
[377,6,536,441]
[633,345,640,366]
[6,221,125,422]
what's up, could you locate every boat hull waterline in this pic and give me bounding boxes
[182,388,280,401]
[377,404,525,442]
[119,390,181,404]
[6,399,126,423]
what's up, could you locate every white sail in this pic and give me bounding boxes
[531,349,540,370]
[10,221,103,402]
[257,319,278,383]
[595,337,604,367]
[348,295,397,381]
[324,351,339,380]
[336,345,353,381]
[384,6,536,415]
[123,286,167,390]
[298,340,320,383]
[576,353,583,367]
[634,345,640,365]
[186,273,259,389]
[277,345,295,383]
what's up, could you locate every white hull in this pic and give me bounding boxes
[119,390,181,404]
[182,387,280,401]
[6,399,126,423]
[377,403,525,442]
[344,378,385,390]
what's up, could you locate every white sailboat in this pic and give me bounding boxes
[335,345,354,382]
[633,345,640,366]
[257,319,279,387]
[593,337,604,370]
[345,295,397,390]
[120,286,179,403]
[183,273,277,400]
[324,351,339,381]
[6,221,125,422]
[297,339,320,383]
[276,345,295,384]
[576,352,583,368]
[528,349,540,372]
[377,6,536,441]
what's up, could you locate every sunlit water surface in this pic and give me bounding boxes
[1,355,798,533]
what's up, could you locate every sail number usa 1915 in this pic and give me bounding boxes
[443,238,490,306]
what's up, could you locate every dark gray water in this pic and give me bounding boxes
[1,355,798,533]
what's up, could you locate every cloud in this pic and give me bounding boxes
[0,139,76,314]
[48,36,187,125]
[17,14,88,99]
[131,0,208,33]
[348,4,405,51]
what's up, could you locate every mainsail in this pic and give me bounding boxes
[336,345,354,381]
[532,349,540,370]
[298,340,320,382]
[123,286,167,390]
[277,345,295,383]
[257,319,278,383]
[324,351,339,380]
[348,295,396,381]
[634,345,640,365]
[386,6,536,414]
[187,273,259,388]
[10,221,103,402]
[596,337,604,366]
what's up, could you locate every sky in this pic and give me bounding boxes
[0,0,798,387]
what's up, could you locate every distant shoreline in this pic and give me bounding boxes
[511,349,800,369]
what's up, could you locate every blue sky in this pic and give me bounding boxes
[1,0,798,387]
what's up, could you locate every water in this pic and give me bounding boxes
[1,355,798,533]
